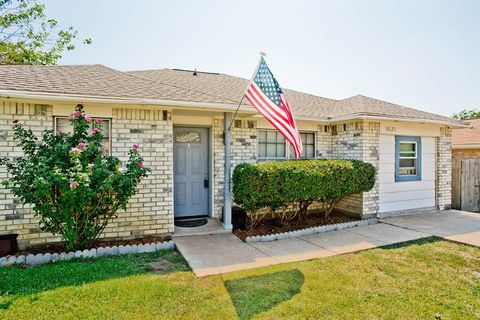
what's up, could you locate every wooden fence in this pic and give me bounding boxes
[452,159,480,212]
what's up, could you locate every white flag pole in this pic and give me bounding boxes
[227,52,266,131]
[223,52,266,230]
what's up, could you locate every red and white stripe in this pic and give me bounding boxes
[245,82,302,158]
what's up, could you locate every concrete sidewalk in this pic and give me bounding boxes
[174,210,480,277]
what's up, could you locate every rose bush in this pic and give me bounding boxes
[0,105,150,251]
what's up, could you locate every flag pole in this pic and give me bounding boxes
[223,52,266,230]
[227,52,266,132]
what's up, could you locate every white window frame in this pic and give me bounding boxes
[257,129,287,161]
[257,129,317,161]
[398,141,417,173]
[395,136,422,182]
[296,131,316,159]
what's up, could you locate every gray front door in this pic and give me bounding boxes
[173,127,209,218]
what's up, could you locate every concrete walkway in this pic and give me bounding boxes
[174,210,480,277]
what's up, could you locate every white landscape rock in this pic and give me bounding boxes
[143,243,156,253]
[33,253,44,265]
[6,256,16,266]
[51,253,59,262]
[42,253,52,264]
[0,240,175,268]
[15,255,25,265]
[25,254,35,265]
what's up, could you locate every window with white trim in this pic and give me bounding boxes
[290,132,316,159]
[258,130,286,160]
[395,136,422,182]
[258,130,316,160]
[54,117,112,154]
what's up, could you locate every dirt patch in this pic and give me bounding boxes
[234,210,358,241]
[148,260,175,274]
[14,235,171,257]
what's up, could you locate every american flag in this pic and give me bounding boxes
[244,58,302,158]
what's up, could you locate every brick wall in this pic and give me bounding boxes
[213,116,257,219]
[109,107,174,238]
[0,101,174,248]
[317,121,380,218]
[436,127,452,210]
[0,102,61,248]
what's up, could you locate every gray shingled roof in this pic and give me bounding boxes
[0,64,228,104]
[0,64,463,125]
[129,68,464,125]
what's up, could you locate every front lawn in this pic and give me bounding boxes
[1,238,479,319]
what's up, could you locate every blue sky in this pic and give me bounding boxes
[47,0,479,116]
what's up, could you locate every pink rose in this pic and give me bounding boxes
[98,146,107,152]
[137,162,143,168]
[68,114,75,121]
[85,115,92,122]
[70,147,82,154]
[91,127,100,134]
[75,111,82,117]
[78,142,86,148]
[96,118,103,123]
[69,181,78,189]
[133,143,140,149]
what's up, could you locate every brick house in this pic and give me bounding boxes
[452,119,480,160]
[0,65,466,248]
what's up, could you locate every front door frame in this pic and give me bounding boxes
[172,125,213,219]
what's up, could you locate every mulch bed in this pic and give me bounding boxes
[14,235,171,257]
[233,210,358,241]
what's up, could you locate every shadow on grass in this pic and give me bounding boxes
[0,249,189,309]
[379,236,443,250]
[224,269,304,320]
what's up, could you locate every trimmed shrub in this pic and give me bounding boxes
[232,159,376,229]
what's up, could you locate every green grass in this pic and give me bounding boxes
[1,238,479,319]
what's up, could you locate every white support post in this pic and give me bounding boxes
[223,112,233,230]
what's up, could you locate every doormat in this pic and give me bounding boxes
[174,218,208,228]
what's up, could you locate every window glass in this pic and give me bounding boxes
[55,117,111,154]
[395,137,421,181]
[398,141,417,175]
[258,130,286,159]
[289,132,316,159]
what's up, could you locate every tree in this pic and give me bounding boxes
[0,105,149,251]
[0,0,91,65]
[452,109,480,120]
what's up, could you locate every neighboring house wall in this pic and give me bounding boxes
[0,100,174,248]
[452,148,480,160]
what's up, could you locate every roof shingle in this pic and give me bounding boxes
[452,119,480,146]
[0,64,464,126]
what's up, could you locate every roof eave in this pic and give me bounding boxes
[0,89,255,113]
[452,144,480,149]
[327,114,468,128]
[0,89,467,128]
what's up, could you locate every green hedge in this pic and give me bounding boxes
[232,159,376,228]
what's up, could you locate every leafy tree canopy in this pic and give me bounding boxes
[0,0,90,65]
[452,109,480,120]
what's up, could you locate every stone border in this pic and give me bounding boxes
[0,240,175,268]
[245,218,378,243]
